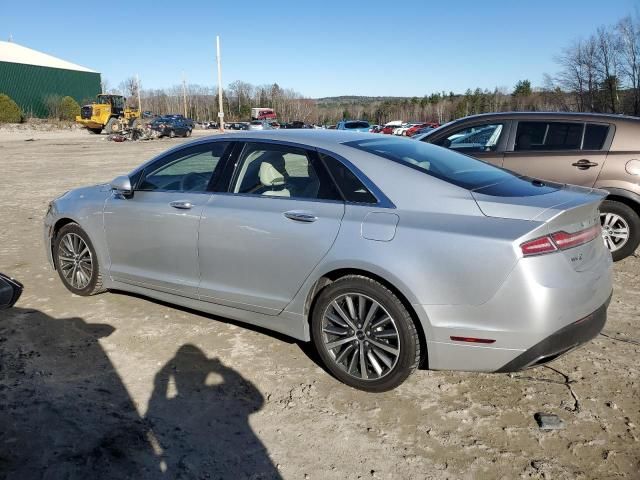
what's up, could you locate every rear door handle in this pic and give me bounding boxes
[283,211,317,223]
[572,159,599,170]
[169,201,193,210]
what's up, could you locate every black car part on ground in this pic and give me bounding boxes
[0,273,23,309]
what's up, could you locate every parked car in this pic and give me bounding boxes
[0,273,22,309]
[419,112,640,261]
[406,122,439,137]
[45,130,613,391]
[336,120,371,132]
[369,125,381,133]
[149,117,192,138]
[228,122,249,130]
[248,120,273,131]
[162,114,195,129]
[411,127,435,138]
[394,123,420,136]
[381,120,403,134]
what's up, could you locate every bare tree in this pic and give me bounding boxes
[595,26,622,113]
[618,16,640,114]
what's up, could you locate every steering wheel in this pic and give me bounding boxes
[180,172,209,192]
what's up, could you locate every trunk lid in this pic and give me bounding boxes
[471,177,608,271]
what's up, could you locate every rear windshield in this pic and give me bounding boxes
[345,121,370,129]
[344,137,518,191]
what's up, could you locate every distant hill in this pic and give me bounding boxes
[315,96,411,105]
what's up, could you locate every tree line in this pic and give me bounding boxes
[104,14,639,125]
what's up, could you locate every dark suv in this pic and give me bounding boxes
[419,112,640,261]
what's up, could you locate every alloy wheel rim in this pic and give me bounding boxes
[321,293,400,381]
[600,212,629,252]
[58,233,93,289]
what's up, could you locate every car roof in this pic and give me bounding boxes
[448,111,640,125]
[193,129,378,150]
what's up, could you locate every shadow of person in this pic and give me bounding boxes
[0,307,158,479]
[146,345,281,479]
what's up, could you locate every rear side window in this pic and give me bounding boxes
[583,124,609,150]
[231,143,342,201]
[515,122,583,151]
[320,153,377,203]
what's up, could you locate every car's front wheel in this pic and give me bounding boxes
[600,200,640,261]
[311,275,421,392]
[53,223,105,296]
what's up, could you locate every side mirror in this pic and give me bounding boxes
[0,273,23,310]
[110,175,133,195]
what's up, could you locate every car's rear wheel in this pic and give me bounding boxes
[53,223,105,296]
[311,275,420,392]
[600,200,640,261]
[169,129,175,138]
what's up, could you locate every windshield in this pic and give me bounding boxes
[344,137,518,190]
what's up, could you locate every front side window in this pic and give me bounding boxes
[435,123,504,153]
[232,143,341,200]
[515,121,584,151]
[138,142,230,192]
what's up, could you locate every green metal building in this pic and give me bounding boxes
[0,41,101,118]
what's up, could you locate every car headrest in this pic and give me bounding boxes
[259,161,286,187]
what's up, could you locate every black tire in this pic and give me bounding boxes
[169,129,175,138]
[88,127,103,134]
[311,275,421,392]
[105,117,119,134]
[600,199,640,261]
[185,128,192,137]
[53,223,105,296]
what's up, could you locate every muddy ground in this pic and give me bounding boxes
[0,128,638,479]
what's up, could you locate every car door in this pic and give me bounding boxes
[502,121,610,187]
[427,121,509,167]
[103,141,232,297]
[197,141,345,315]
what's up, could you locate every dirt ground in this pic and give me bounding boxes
[0,127,638,480]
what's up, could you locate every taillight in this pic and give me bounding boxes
[521,236,557,256]
[520,224,601,257]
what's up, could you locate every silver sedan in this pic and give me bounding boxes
[44,130,613,391]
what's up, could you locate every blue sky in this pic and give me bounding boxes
[1,0,638,97]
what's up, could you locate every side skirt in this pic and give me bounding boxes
[107,279,309,341]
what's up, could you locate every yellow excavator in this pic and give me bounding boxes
[76,94,141,134]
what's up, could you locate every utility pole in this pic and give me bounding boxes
[182,73,188,118]
[136,74,142,113]
[216,35,224,132]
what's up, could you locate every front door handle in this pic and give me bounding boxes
[572,159,599,170]
[283,211,317,223]
[169,201,193,210]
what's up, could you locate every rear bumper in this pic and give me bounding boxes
[495,294,610,372]
[418,243,613,372]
